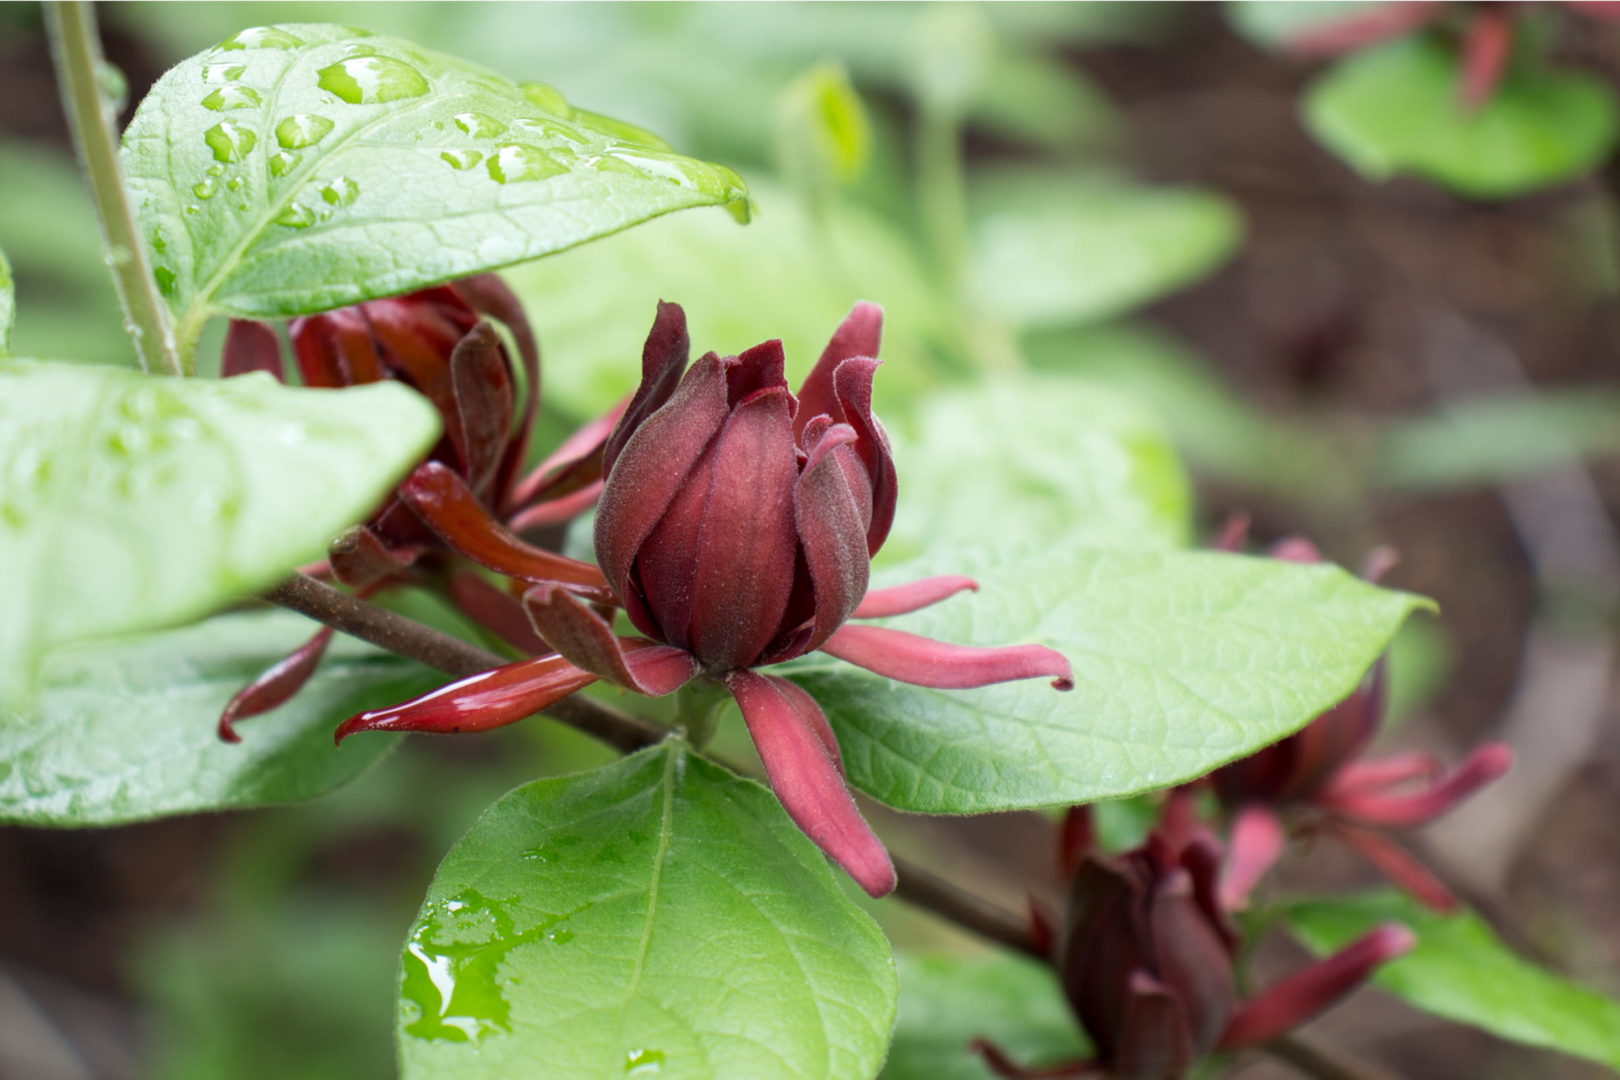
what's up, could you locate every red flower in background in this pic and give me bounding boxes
[336,301,1075,897]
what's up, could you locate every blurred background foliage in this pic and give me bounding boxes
[3,2,1620,1078]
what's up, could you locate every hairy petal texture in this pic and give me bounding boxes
[447,571,552,656]
[448,321,515,494]
[821,624,1075,691]
[852,575,978,618]
[522,583,697,695]
[603,300,690,475]
[791,426,871,658]
[724,670,894,898]
[222,319,284,379]
[794,301,882,442]
[831,357,897,555]
[217,626,335,742]
[327,525,421,591]
[401,462,612,601]
[335,654,597,741]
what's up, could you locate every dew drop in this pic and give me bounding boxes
[316,56,429,105]
[340,43,378,57]
[624,1048,666,1074]
[587,154,644,178]
[226,176,244,192]
[216,26,303,51]
[518,81,571,117]
[184,204,200,216]
[610,152,695,188]
[440,149,482,170]
[546,928,574,945]
[275,113,335,149]
[153,266,177,294]
[486,144,566,184]
[320,176,359,207]
[203,121,257,163]
[206,163,224,177]
[452,111,506,138]
[510,116,587,144]
[149,229,168,255]
[275,203,316,228]
[201,62,246,84]
[201,84,262,111]
[192,179,216,199]
[268,151,300,177]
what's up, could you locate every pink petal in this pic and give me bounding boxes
[522,583,697,695]
[1321,742,1513,827]
[792,425,871,656]
[505,480,604,533]
[603,301,689,476]
[1219,924,1415,1050]
[1208,512,1250,553]
[448,321,516,494]
[218,626,336,742]
[853,576,979,618]
[794,302,882,442]
[1458,10,1513,112]
[334,655,598,742]
[1332,824,1458,912]
[362,287,471,417]
[400,462,614,602]
[1220,805,1286,911]
[509,405,622,509]
[447,571,552,656]
[222,319,284,379]
[724,670,895,897]
[821,624,1074,690]
[832,357,898,555]
[1321,751,1443,798]
[1267,537,1323,564]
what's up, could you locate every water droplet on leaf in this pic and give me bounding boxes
[203,121,257,163]
[268,151,299,177]
[452,112,506,138]
[216,26,303,51]
[486,144,566,184]
[275,203,316,228]
[201,62,246,84]
[275,113,335,149]
[440,149,482,170]
[320,176,359,206]
[316,56,429,104]
[624,1048,666,1074]
[192,179,216,199]
[201,85,262,111]
[511,116,587,144]
[153,266,177,294]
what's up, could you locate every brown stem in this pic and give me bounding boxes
[891,857,1044,960]
[1265,1034,1403,1080]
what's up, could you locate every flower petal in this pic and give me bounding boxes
[832,357,897,555]
[362,287,472,416]
[1320,742,1513,827]
[327,525,421,591]
[1286,1,1442,56]
[453,273,540,495]
[522,583,697,695]
[448,570,552,656]
[821,624,1074,690]
[853,576,979,619]
[794,301,882,441]
[724,670,894,897]
[290,306,380,387]
[334,654,598,742]
[1114,971,1196,1080]
[1220,805,1286,911]
[1459,10,1512,111]
[603,301,690,476]
[724,338,789,404]
[448,321,515,494]
[1332,824,1458,912]
[222,319,284,379]
[218,626,335,743]
[792,425,871,657]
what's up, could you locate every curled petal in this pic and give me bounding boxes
[291,306,380,387]
[327,525,421,591]
[448,321,516,494]
[448,571,552,656]
[724,670,894,897]
[793,425,871,656]
[401,462,613,601]
[1220,805,1287,911]
[1321,742,1513,827]
[821,624,1074,691]
[218,627,335,742]
[523,583,697,696]
[222,319,284,379]
[1332,824,1458,912]
[853,576,978,618]
[334,655,598,742]
[795,301,882,441]
[724,338,788,404]
[510,404,622,509]
[603,301,690,476]
[454,273,540,494]
[1219,924,1415,1050]
[833,357,897,555]
[363,287,470,417]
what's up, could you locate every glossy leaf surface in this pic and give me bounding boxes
[1304,37,1619,199]
[1289,891,1620,1070]
[787,543,1430,813]
[397,740,896,1080]
[0,361,438,703]
[122,23,749,332]
[0,610,438,824]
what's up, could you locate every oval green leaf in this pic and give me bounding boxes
[1304,37,1620,200]
[0,360,438,705]
[1288,891,1620,1070]
[786,543,1432,814]
[0,610,438,825]
[398,740,897,1080]
[121,23,749,340]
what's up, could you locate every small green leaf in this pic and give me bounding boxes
[787,543,1431,814]
[882,374,1191,565]
[0,360,438,704]
[1304,37,1620,199]
[0,610,438,825]
[882,953,1086,1080]
[1288,891,1620,1070]
[122,24,749,339]
[397,740,896,1080]
[0,245,12,354]
[970,170,1242,328]
[775,62,871,186]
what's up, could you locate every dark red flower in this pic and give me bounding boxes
[974,798,1414,1080]
[337,302,1074,897]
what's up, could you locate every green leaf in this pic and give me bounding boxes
[121,24,749,343]
[0,361,438,705]
[0,244,12,354]
[397,740,897,1080]
[1373,389,1620,490]
[882,953,1086,1080]
[1304,37,1620,199]
[1288,891,1620,1070]
[970,170,1242,328]
[786,543,1431,814]
[0,610,439,825]
[882,374,1191,566]
[775,62,871,186]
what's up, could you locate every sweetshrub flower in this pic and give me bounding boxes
[336,301,1075,896]
[973,798,1414,1080]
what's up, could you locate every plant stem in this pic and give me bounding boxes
[890,857,1043,960]
[45,1,181,376]
[1266,1034,1403,1080]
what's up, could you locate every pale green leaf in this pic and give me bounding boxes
[0,245,12,354]
[1289,891,1620,1070]
[121,22,749,339]
[0,361,438,704]
[0,610,439,825]
[397,740,896,1080]
[882,953,1086,1080]
[776,62,871,185]
[1304,37,1620,199]
[787,543,1431,814]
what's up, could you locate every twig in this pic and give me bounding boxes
[45,1,182,375]
[1266,1034,1404,1080]
[891,856,1044,960]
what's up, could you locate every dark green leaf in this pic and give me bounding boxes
[787,543,1431,814]
[881,953,1086,1080]
[1288,891,1620,1070]
[0,361,438,705]
[1304,37,1620,199]
[121,22,749,346]
[0,610,439,825]
[397,740,896,1080]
